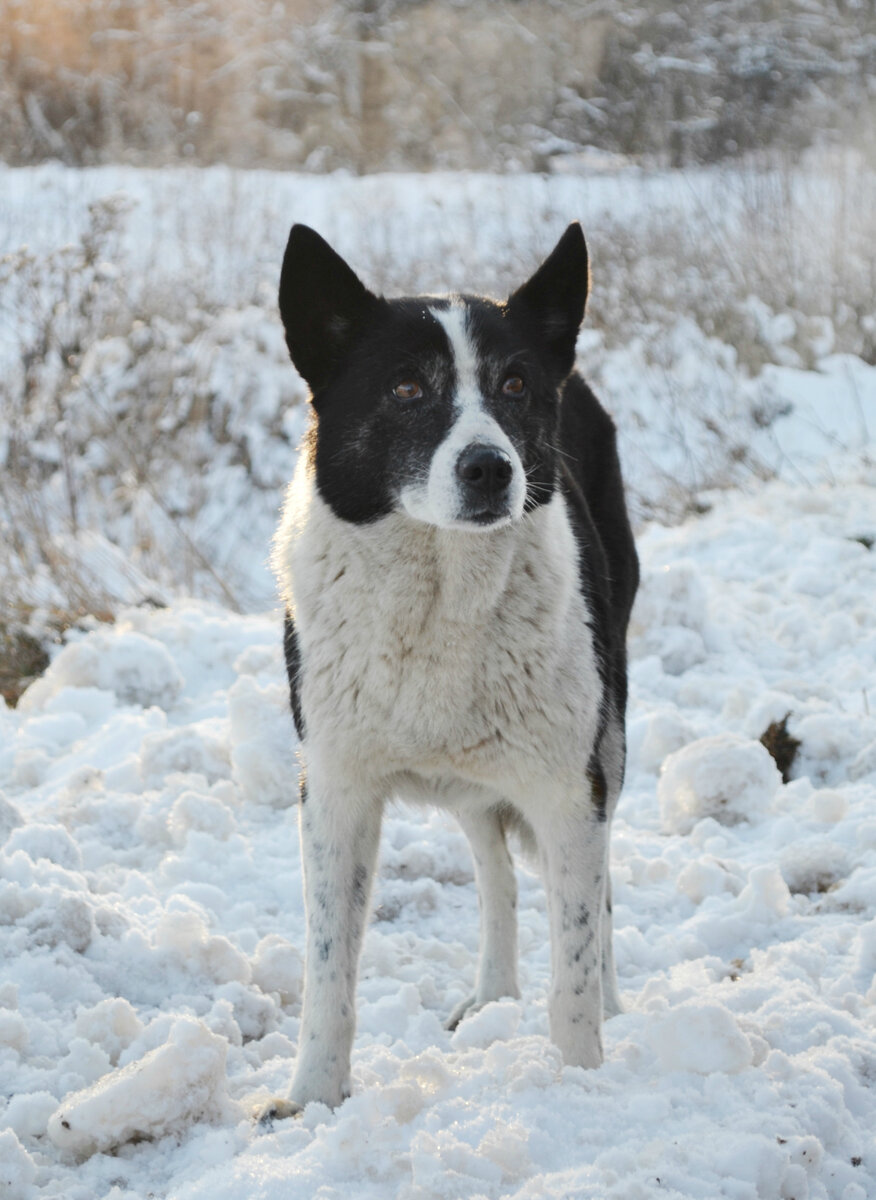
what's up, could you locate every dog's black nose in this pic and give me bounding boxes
[456,445,513,497]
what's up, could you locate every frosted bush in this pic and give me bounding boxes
[659,734,781,834]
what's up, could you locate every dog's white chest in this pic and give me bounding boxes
[274,467,601,794]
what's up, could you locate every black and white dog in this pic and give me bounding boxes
[266,223,638,1117]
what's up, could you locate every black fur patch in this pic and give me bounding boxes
[283,612,305,738]
[309,300,457,524]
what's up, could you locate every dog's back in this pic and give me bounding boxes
[560,374,639,730]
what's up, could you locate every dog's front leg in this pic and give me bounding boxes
[532,803,608,1069]
[446,806,520,1030]
[287,775,383,1112]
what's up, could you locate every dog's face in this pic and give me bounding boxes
[278,224,589,529]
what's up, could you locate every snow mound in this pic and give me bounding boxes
[251,934,304,1005]
[648,1003,754,1074]
[0,1130,36,1200]
[658,733,782,834]
[628,705,696,774]
[228,676,297,807]
[20,629,184,711]
[4,822,82,870]
[630,560,710,675]
[48,1018,235,1156]
[0,1010,29,1053]
[779,839,849,896]
[74,998,144,1065]
[449,1000,522,1050]
[0,794,23,843]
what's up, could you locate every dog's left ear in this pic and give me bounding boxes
[279,224,382,396]
[506,223,589,377]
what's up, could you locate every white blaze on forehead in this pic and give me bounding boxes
[430,302,482,414]
[398,299,526,529]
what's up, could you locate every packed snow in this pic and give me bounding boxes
[1,162,875,1199]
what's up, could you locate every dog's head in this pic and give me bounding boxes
[279,223,589,529]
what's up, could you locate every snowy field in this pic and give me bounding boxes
[1,163,876,1198]
[2,157,873,609]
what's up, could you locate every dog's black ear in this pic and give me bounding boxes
[279,224,381,395]
[506,223,589,377]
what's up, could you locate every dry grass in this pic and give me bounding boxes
[1,0,873,170]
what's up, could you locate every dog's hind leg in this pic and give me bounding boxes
[595,721,625,1020]
[601,868,623,1018]
[446,806,520,1030]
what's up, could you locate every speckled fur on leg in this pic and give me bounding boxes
[532,803,609,1069]
[287,775,383,1110]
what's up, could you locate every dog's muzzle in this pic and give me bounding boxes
[456,444,514,523]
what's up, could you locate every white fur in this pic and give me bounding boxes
[398,304,526,529]
[270,451,617,1110]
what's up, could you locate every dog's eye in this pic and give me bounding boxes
[502,375,526,397]
[393,379,423,401]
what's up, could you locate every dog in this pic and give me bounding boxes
[265,222,638,1118]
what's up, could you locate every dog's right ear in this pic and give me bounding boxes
[279,225,381,395]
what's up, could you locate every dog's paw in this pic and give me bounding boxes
[254,1097,304,1128]
[445,994,481,1032]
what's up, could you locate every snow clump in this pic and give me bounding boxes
[47,1018,236,1156]
[658,733,782,834]
[20,629,184,711]
[629,560,710,675]
[0,1129,37,1200]
[648,1003,754,1074]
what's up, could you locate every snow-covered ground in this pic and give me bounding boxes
[1,161,876,1198]
[2,453,875,1199]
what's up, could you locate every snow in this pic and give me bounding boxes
[2,471,873,1200]
[1,162,875,1199]
[47,1018,235,1157]
[657,734,782,833]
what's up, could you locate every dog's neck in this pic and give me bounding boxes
[275,459,571,631]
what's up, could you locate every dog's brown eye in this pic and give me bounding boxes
[502,375,525,397]
[393,380,423,401]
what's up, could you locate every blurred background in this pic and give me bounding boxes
[1,0,875,694]
[2,0,875,171]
